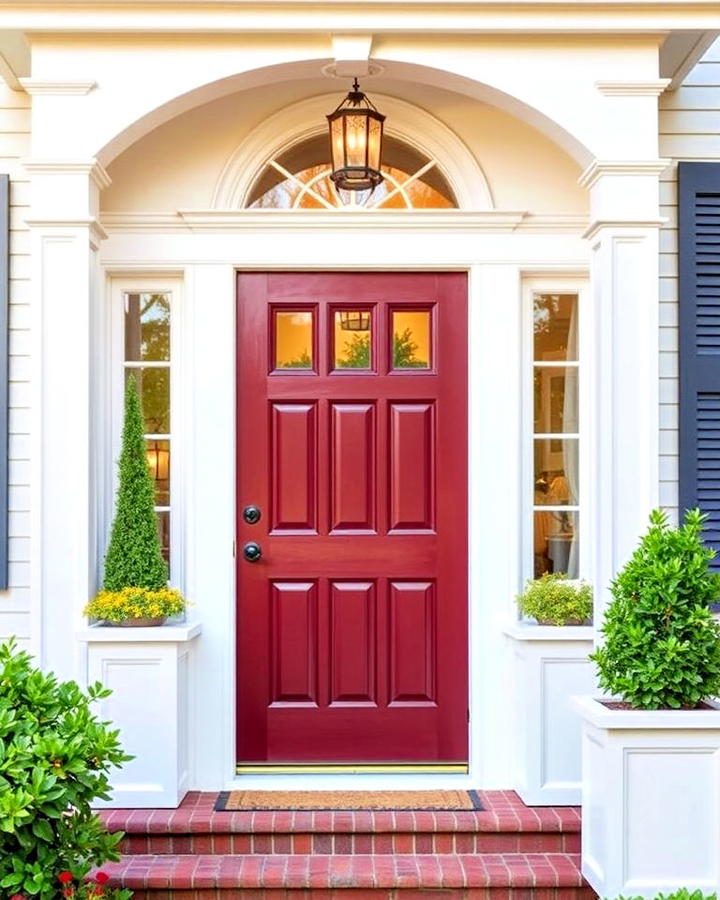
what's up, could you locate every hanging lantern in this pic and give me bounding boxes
[327,78,385,192]
[338,311,371,331]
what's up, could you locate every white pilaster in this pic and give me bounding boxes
[581,160,667,620]
[26,159,110,680]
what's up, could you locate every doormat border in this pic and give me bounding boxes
[214,789,484,812]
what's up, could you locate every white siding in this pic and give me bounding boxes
[659,38,720,522]
[0,81,30,647]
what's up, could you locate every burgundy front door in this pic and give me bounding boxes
[236,272,468,764]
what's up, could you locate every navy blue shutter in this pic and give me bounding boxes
[679,162,720,568]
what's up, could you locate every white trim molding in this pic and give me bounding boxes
[19,78,97,96]
[23,158,112,191]
[578,160,671,190]
[595,80,671,97]
[210,93,493,211]
[25,217,108,247]
[582,218,666,242]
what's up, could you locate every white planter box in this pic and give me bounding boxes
[77,622,202,808]
[505,624,595,805]
[574,695,720,898]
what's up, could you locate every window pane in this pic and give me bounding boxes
[534,440,579,506]
[275,311,313,369]
[125,292,170,361]
[156,510,170,564]
[533,367,578,433]
[534,511,579,579]
[392,311,431,369]
[334,311,372,369]
[127,368,170,433]
[146,439,170,506]
[533,293,578,361]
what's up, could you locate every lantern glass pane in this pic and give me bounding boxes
[330,117,345,171]
[345,114,369,168]
[334,311,372,369]
[367,117,383,171]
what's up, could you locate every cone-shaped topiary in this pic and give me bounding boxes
[102,375,168,591]
[591,508,720,709]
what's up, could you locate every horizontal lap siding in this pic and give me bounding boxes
[659,38,720,523]
[0,82,31,648]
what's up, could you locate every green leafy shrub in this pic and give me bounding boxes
[517,572,593,625]
[0,638,132,898]
[102,375,168,593]
[591,508,720,709]
[613,890,716,900]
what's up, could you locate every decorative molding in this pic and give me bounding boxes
[22,158,112,190]
[595,79,671,97]
[582,218,667,241]
[25,216,108,247]
[19,78,96,96]
[330,34,373,77]
[210,93,494,212]
[578,159,671,189]
[100,209,589,235]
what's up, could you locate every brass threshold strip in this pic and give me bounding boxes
[236,764,469,775]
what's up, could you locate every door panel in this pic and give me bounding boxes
[237,271,468,763]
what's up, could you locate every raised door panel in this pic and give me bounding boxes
[271,402,317,532]
[329,581,377,706]
[330,403,376,533]
[270,581,318,706]
[389,402,435,532]
[388,580,436,705]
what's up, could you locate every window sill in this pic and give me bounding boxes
[504,623,594,641]
[76,621,202,643]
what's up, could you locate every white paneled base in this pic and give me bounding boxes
[505,625,595,805]
[78,623,201,808]
[574,695,720,898]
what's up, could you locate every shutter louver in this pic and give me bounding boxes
[679,162,720,569]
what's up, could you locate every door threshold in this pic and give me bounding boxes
[236,764,469,775]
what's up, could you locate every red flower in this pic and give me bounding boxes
[62,890,74,898]
[10,894,26,900]
[94,873,110,886]
[58,873,74,884]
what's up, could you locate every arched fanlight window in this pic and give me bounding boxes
[247,134,458,210]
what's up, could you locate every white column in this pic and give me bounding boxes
[580,161,667,621]
[26,160,110,680]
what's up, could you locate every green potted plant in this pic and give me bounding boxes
[517,572,593,625]
[0,638,132,900]
[84,376,185,626]
[574,509,720,897]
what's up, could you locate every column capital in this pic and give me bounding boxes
[582,219,666,242]
[578,159,670,190]
[22,158,111,191]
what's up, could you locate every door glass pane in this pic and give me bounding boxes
[334,310,372,369]
[156,510,170,563]
[392,310,431,369]
[534,511,579,578]
[534,439,579,506]
[125,292,170,361]
[127,368,170,433]
[146,439,170,506]
[533,367,578,433]
[275,311,313,369]
[533,293,578,361]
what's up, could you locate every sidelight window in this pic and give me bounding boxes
[530,291,582,580]
[123,291,173,563]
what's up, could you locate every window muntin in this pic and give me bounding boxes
[532,292,580,579]
[124,291,172,563]
[248,134,457,210]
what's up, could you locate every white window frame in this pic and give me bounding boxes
[109,277,185,589]
[521,276,591,588]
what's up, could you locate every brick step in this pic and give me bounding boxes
[103,792,581,858]
[101,852,594,899]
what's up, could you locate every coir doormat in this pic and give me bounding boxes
[215,789,483,811]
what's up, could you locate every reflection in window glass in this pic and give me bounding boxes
[532,292,580,581]
[156,511,170,564]
[126,368,170,434]
[392,311,430,369]
[334,311,372,369]
[533,293,578,361]
[125,293,170,361]
[275,311,313,369]
[146,439,170,507]
[533,368,578,434]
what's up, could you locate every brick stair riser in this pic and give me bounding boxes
[123,888,595,900]
[119,833,579,856]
